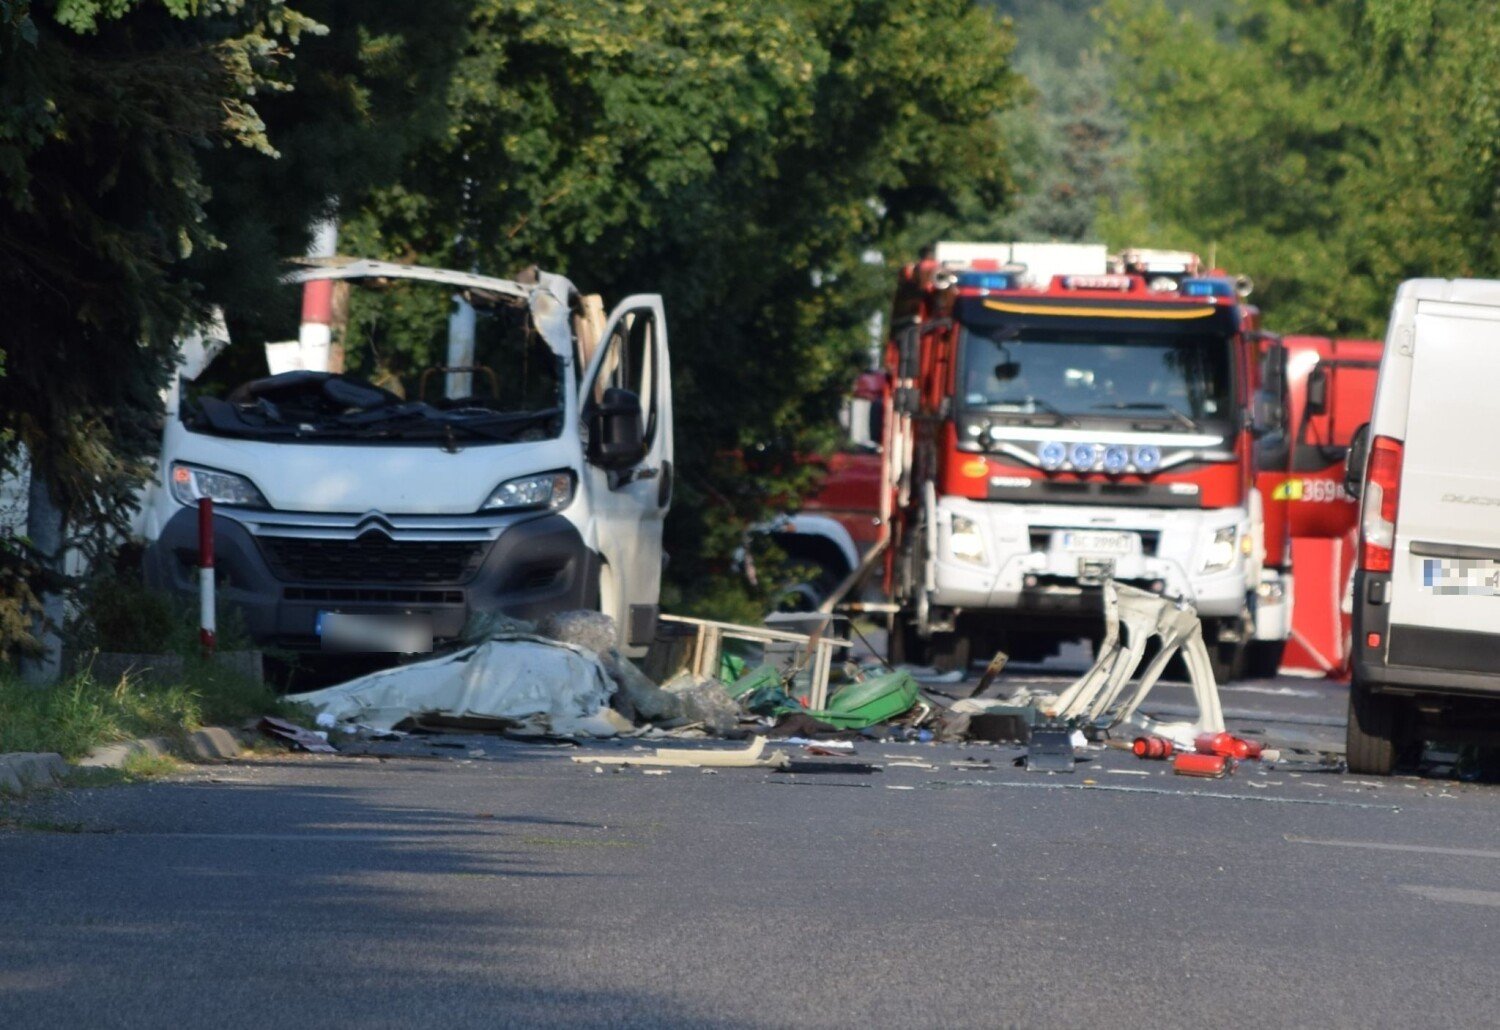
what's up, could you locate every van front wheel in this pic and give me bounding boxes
[1347,682,1396,775]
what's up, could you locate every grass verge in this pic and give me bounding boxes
[0,658,302,761]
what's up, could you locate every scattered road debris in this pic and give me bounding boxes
[258,716,337,753]
[1040,581,1227,746]
[1025,722,1075,773]
[1174,753,1234,779]
[657,613,852,710]
[801,670,921,730]
[287,633,618,736]
[1132,736,1176,759]
[1194,732,1262,760]
[571,736,791,770]
[662,673,742,737]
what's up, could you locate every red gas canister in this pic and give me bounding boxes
[1132,736,1176,760]
[1174,752,1233,778]
[1194,732,1251,759]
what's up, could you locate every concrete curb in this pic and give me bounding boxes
[0,752,71,794]
[75,726,246,770]
[0,727,247,794]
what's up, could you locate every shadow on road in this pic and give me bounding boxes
[0,763,750,1028]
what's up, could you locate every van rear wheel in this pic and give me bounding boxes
[1347,682,1396,775]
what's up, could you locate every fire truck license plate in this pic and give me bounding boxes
[1057,530,1139,557]
[1422,558,1500,596]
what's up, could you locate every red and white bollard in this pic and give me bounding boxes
[198,497,216,657]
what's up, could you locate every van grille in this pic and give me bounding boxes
[260,534,488,584]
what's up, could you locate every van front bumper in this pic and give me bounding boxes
[1353,570,1500,698]
[143,506,599,650]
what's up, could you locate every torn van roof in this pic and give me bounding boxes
[283,258,531,299]
[282,258,579,361]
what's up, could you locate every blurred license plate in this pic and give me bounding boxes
[1057,530,1139,557]
[318,612,434,653]
[1422,559,1500,597]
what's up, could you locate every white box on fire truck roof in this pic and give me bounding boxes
[1110,249,1204,277]
[932,241,1108,287]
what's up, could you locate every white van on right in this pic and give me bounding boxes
[1347,278,1500,774]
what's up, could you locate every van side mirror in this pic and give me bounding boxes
[1345,422,1370,500]
[1306,366,1330,415]
[588,387,646,469]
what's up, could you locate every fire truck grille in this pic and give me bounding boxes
[259,535,488,584]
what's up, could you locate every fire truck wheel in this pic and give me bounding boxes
[1244,640,1285,680]
[928,632,971,674]
[1346,682,1397,775]
[888,613,924,666]
[1206,633,1246,684]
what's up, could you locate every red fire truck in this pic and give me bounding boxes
[779,243,1294,681]
[1276,336,1383,676]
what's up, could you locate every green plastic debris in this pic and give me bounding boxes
[724,663,782,700]
[724,664,801,717]
[718,651,749,683]
[803,669,920,729]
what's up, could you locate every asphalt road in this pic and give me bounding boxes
[2,664,1498,1028]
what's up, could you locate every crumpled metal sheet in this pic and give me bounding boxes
[287,634,617,735]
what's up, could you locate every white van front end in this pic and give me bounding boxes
[141,262,673,656]
[141,427,599,650]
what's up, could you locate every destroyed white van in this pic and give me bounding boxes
[140,261,673,656]
[1346,278,1500,773]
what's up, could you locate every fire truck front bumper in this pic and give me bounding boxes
[928,497,1252,619]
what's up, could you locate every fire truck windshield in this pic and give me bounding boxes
[959,327,1232,425]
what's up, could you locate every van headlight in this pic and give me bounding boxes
[170,463,268,509]
[480,471,575,512]
[1201,526,1239,573]
[950,514,987,565]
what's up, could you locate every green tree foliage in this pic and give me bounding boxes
[1102,0,1500,335]
[0,1,315,658]
[333,0,1022,610]
[998,52,1131,241]
[188,0,474,332]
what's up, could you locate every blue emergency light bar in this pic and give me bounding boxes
[957,271,1020,291]
[1180,277,1236,298]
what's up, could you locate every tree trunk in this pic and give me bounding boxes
[19,453,66,685]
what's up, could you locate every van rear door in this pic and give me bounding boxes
[1387,296,1500,652]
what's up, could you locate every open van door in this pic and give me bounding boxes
[579,295,674,651]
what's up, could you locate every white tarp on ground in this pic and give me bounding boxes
[287,634,618,735]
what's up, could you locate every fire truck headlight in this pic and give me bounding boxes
[950,514,987,565]
[1202,526,1239,573]
[1038,441,1066,470]
[1069,443,1098,470]
[1133,445,1162,473]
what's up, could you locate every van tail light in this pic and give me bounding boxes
[1359,435,1404,573]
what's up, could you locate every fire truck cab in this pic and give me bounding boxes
[881,243,1291,680]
